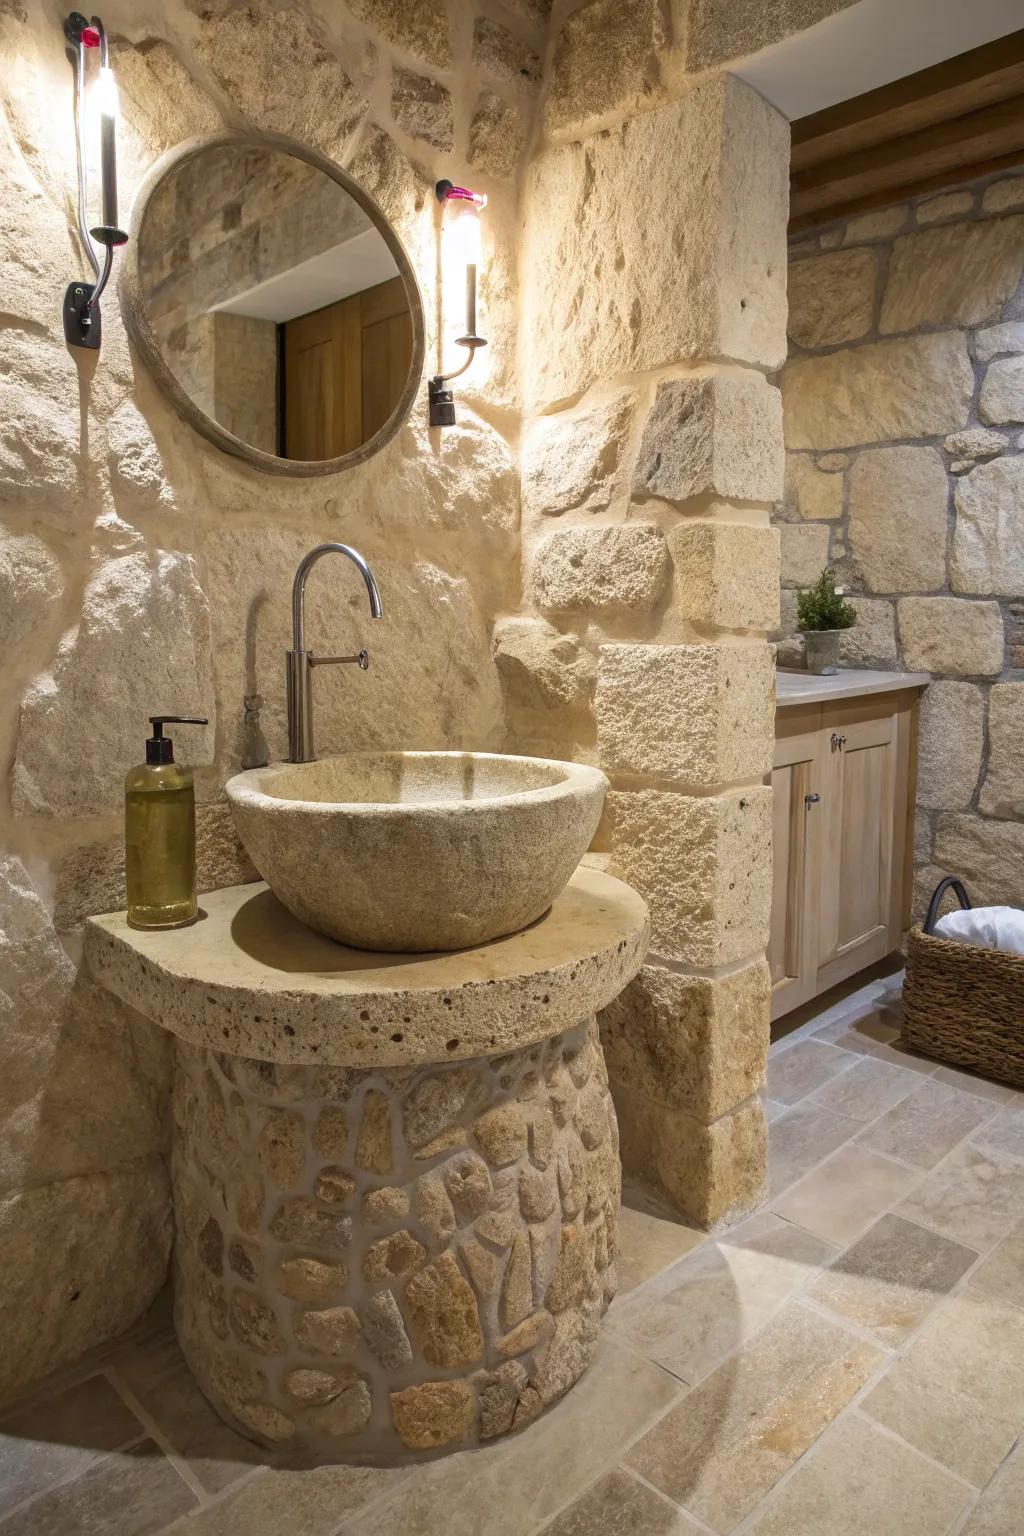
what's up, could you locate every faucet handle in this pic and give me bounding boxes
[309,649,370,670]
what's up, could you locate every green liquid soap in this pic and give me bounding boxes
[125,762,198,930]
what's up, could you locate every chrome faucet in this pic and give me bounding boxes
[286,543,383,763]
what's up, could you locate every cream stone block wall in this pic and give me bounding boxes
[0,0,545,1401]
[513,24,787,1226]
[776,170,1024,912]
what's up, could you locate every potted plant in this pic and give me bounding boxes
[796,567,857,675]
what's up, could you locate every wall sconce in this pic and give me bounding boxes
[62,12,128,351]
[428,181,487,427]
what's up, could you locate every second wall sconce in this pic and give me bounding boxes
[63,11,128,351]
[428,181,487,427]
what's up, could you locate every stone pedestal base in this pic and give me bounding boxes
[171,1018,620,1462]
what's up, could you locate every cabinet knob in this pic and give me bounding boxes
[830,732,847,751]
[804,792,821,806]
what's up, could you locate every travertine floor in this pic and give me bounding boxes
[3,969,1023,1535]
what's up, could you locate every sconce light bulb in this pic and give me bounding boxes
[96,64,119,121]
[448,204,482,270]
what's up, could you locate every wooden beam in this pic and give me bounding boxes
[792,30,1024,172]
[790,149,1024,233]
[791,94,1024,220]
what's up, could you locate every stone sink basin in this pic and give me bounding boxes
[225,750,608,952]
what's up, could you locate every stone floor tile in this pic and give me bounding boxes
[744,1412,971,1535]
[535,1468,703,1534]
[971,1102,1024,1164]
[960,1441,1024,1535]
[343,1337,682,1536]
[169,1459,410,1535]
[607,1211,836,1385]
[771,1143,922,1247]
[897,1143,1024,1254]
[0,1440,197,1536]
[624,1301,882,1533]
[616,1200,705,1295]
[809,1057,920,1122]
[0,1373,143,1518]
[768,1101,861,1198]
[762,1098,788,1122]
[861,1348,1019,1488]
[892,1287,1024,1424]
[766,1040,856,1106]
[932,1065,1017,1105]
[807,1212,977,1346]
[855,1080,995,1169]
[110,1334,267,1494]
[970,1219,1024,1309]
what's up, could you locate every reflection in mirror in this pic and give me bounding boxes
[136,142,418,464]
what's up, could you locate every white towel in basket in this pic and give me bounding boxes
[933,905,1024,956]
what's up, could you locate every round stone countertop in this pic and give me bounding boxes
[84,867,648,1068]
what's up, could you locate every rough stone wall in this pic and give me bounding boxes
[173,1018,619,1459]
[508,2,788,1228]
[0,0,541,1401]
[776,172,1024,916]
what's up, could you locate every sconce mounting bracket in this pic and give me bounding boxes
[63,280,101,350]
[427,377,456,427]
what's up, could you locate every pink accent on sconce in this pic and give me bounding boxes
[435,180,488,210]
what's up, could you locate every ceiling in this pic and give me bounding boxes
[733,0,1024,232]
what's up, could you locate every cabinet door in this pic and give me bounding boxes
[769,708,823,1021]
[816,705,898,992]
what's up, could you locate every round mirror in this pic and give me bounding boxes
[122,133,424,476]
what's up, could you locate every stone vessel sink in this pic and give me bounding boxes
[225,750,607,952]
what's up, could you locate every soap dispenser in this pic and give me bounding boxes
[125,715,208,930]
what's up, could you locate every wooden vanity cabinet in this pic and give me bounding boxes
[769,687,921,1022]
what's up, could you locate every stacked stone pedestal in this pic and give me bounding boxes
[172,1020,619,1461]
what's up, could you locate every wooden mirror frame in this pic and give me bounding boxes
[120,130,426,478]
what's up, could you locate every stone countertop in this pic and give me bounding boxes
[84,867,649,1069]
[776,668,930,708]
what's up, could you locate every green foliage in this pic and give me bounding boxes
[795,567,857,632]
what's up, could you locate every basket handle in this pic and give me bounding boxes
[924,875,972,934]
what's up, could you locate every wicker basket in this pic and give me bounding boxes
[902,876,1024,1089]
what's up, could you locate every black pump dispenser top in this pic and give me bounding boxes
[146,716,209,766]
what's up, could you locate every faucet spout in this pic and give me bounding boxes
[286,543,382,763]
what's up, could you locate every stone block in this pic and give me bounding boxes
[472,17,541,87]
[545,0,667,138]
[491,618,595,756]
[788,249,876,348]
[952,457,1024,596]
[980,685,1024,817]
[601,958,769,1123]
[528,524,669,615]
[982,177,1024,214]
[980,357,1024,425]
[848,446,948,593]
[898,598,1004,677]
[606,786,773,967]
[976,322,1024,362]
[785,456,844,521]
[783,333,973,449]
[839,598,897,668]
[917,682,984,812]
[347,0,450,66]
[634,372,784,504]
[195,6,367,158]
[524,75,788,406]
[404,1251,485,1368]
[843,206,909,243]
[0,526,61,658]
[881,217,1024,332]
[391,66,453,150]
[612,1081,767,1228]
[111,37,221,161]
[684,0,856,70]
[944,428,1006,459]
[596,642,774,785]
[780,523,830,588]
[916,191,973,225]
[13,550,215,819]
[390,1380,476,1450]
[0,1159,172,1401]
[522,390,636,522]
[670,520,781,631]
[467,93,525,180]
[934,814,1024,907]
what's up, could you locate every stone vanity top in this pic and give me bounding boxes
[776,668,930,708]
[84,866,649,1069]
